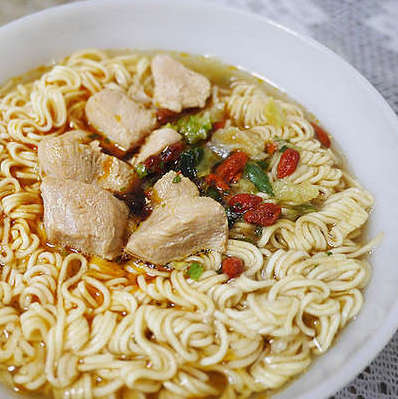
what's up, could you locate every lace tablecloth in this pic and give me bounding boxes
[1,1,398,398]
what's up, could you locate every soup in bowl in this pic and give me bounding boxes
[0,48,379,399]
[0,1,397,399]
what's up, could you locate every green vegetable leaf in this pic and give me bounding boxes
[255,225,263,237]
[327,251,332,256]
[135,163,148,178]
[293,203,318,213]
[172,113,212,144]
[176,147,203,179]
[273,138,300,152]
[273,181,319,204]
[279,145,288,153]
[274,138,290,144]
[256,160,269,170]
[244,162,274,196]
[207,186,223,203]
[231,178,257,195]
[172,174,182,183]
[283,203,318,221]
[197,147,221,177]
[273,181,319,205]
[240,237,256,244]
[187,262,204,280]
[226,207,241,228]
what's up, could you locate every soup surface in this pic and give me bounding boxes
[0,49,377,399]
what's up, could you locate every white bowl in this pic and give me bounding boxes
[1,1,398,398]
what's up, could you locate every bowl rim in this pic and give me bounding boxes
[1,0,398,398]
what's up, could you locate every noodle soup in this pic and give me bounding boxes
[0,49,377,399]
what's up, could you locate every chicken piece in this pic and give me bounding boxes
[152,171,199,202]
[85,89,156,152]
[135,128,182,164]
[38,134,138,195]
[38,134,97,183]
[41,177,129,260]
[96,149,139,194]
[45,129,89,144]
[151,55,211,112]
[126,195,228,264]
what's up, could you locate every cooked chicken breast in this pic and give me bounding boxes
[152,171,199,202]
[85,89,156,151]
[135,128,182,165]
[41,177,129,260]
[126,198,228,265]
[151,55,211,112]
[38,134,138,195]
[126,196,228,264]
[38,134,97,183]
[96,153,138,194]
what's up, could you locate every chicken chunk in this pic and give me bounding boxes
[38,134,96,183]
[85,89,156,152]
[152,171,198,202]
[38,133,138,195]
[126,196,227,264]
[41,177,129,260]
[135,128,182,164]
[151,55,211,112]
[126,197,228,265]
[95,146,139,194]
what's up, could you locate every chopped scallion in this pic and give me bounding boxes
[187,262,204,280]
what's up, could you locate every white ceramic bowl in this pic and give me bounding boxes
[1,1,398,398]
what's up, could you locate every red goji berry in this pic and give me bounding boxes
[228,194,262,213]
[144,155,162,173]
[205,174,230,193]
[160,141,185,163]
[215,151,248,184]
[156,108,178,124]
[311,122,331,148]
[266,142,277,155]
[221,257,244,279]
[213,120,226,131]
[277,148,300,178]
[244,203,281,226]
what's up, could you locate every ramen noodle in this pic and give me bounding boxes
[0,49,380,399]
